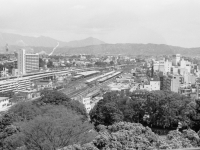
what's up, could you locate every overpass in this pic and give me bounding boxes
[27,69,82,81]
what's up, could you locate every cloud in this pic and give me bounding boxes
[72,5,86,10]
[0,0,200,47]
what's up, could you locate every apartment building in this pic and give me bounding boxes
[169,74,184,93]
[18,49,39,75]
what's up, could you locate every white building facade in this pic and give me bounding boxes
[18,49,39,75]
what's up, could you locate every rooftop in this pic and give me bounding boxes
[0,97,9,101]
[77,71,100,76]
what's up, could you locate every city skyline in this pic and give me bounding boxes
[0,0,200,48]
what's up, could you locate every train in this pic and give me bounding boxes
[97,71,122,83]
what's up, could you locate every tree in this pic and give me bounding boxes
[90,102,124,127]
[37,89,87,119]
[47,60,54,68]
[109,61,114,66]
[22,109,96,150]
[39,58,45,68]
[8,102,42,122]
[38,89,71,105]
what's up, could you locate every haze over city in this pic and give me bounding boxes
[0,0,200,47]
[2,1,200,150]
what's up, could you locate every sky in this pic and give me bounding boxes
[0,0,200,48]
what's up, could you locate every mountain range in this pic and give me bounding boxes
[0,32,200,56]
[0,32,105,48]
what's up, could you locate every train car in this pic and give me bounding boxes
[85,71,115,85]
[77,71,100,78]
[97,71,122,83]
[71,74,84,81]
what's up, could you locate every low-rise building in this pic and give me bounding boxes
[82,97,92,113]
[34,79,53,90]
[150,78,160,91]
[0,77,31,93]
[17,89,40,100]
[0,97,11,111]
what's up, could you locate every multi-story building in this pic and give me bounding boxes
[18,49,39,75]
[0,77,31,93]
[168,74,184,93]
[153,59,172,75]
[18,49,26,75]
[150,78,160,91]
[0,68,9,77]
[172,54,181,66]
[160,75,171,91]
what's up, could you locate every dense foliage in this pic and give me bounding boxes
[0,90,95,150]
[90,90,198,131]
[2,89,200,149]
[62,122,200,150]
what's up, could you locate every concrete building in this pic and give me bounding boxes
[169,74,184,93]
[0,68,9,77]
[160,75,171,91]
[18,49,39,75]
[12,68,19,76]
[0,97,11,111]
[17,89,40,100]
[153,59,172,74]
[82,97,92,113]
[139,84,151,91]
[164,59,172,73]
[184,73,196,85]
[34,79,53,90]
[153,61,164,72]
[0,77,31,93]
[172,54,181,66]
[171,66,179,74]
[150,78,160,91]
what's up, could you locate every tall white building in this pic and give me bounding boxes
[164,59,172,73]
[18,49,39,75]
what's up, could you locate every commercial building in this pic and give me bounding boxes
[18,49,39,75]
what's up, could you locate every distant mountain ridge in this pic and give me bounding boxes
[0,32,106,49]
[0,32,67,47]
[56,43,200,56]
[1,32,200,56]
[64,37,105,47]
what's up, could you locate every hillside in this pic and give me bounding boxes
[0,32,67,47]
[64,37,106,47]
[57,43,200,56]
[1,32,200,56]
[0,32,106,51]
